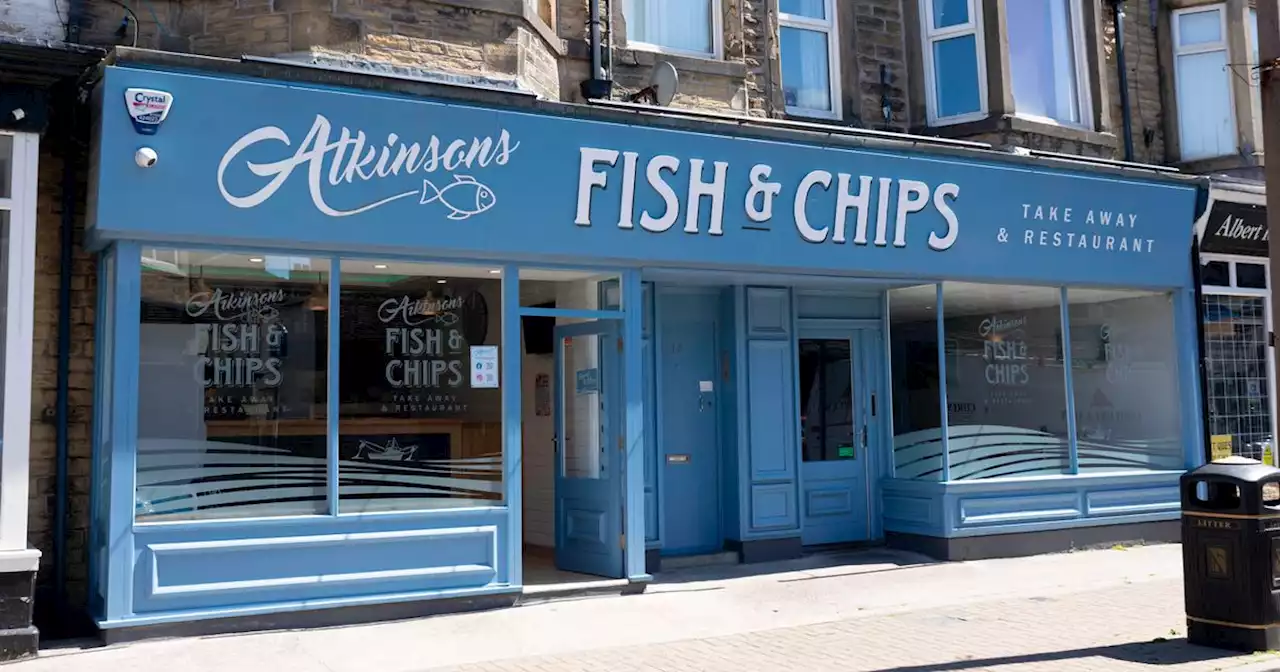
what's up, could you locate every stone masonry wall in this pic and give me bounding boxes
[28,143,96,616]
[1104,0,1166,165]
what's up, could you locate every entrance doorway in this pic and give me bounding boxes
[798,325,882,546]
[519,312,626,586]
[657,291,722,556]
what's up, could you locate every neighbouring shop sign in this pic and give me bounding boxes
[1200,200,1268,257]
[1210,434,1233,461]
[92,67,1202,289]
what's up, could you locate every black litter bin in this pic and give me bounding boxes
[1182,456,1280,651]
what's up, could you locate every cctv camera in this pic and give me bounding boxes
[135,147,158,168]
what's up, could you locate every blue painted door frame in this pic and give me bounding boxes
[797,322,883,546]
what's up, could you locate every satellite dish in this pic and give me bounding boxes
[651,61,679,106]
[628,61,679,106]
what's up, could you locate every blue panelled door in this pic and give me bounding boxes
[799,327,882,546]
[658,291,722,555]
[554,321,625,578]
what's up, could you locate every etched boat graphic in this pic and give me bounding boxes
[419,175,496,220]
[354,437,420,462]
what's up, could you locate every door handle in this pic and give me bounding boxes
[860,425,868,451]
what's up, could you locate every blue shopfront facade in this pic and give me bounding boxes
[86,56,1207,633]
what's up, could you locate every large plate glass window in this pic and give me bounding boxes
[1007,0,1089,126]
[136,251,330,522]
[1173,6,1236,161]
[941,283,1070,479]
[779,0,839,119]
[920,0,987,124]
[623,0,717,56]
[338,260,503,513]
[889,284,944,480]
[1067,289,1183,472]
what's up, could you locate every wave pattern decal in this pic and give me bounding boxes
[894,425,1183,480]
[135,438,502,520]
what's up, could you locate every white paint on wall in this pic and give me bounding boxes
[1,0,69,42]
[522,351,556,548]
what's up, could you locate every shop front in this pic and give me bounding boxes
[1194,178,1273,463]
[87,53,1207,635]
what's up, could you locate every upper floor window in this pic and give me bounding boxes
[624,0,719,57]
[779,0,840,119]
[1007,0,1090,126]
[921,0,988,124]
[1250,8,1261,145]
[1172,5,1236,161]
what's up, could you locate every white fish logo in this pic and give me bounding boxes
[419,175,497,220]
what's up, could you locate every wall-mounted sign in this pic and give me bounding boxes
[576,368,599,395]
[93,67,1201,289]
[1210,434,1234,461]
[470,345,499,388]
[1201,200,1268,257]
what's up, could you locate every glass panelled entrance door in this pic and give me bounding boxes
[553,321,625,578]
[799,327,882,546]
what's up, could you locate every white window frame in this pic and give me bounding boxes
[625,0,724,60]
[778,0,842,120]
[920,0,989,126]
[0,132,39,572]
[1249,7,1262,150]
[1006,0,1094,130]
[1200,252,1278,451]
[1172,5,1238,161]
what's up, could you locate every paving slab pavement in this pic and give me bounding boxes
[23,544,1280,672]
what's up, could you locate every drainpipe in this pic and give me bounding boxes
[1110,0,1136,161]
[52,91,78,625]
[53,0,87,627]
[579,0,613,100]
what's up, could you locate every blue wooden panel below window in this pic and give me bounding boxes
[934,35,983,119]
[746,287,791,338]
[746,339,797,481]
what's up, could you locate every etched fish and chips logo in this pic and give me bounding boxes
[186,287,287,322]
[217,114,518,220]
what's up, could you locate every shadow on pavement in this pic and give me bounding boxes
[649,547,940,586]
[867,638,1274,671]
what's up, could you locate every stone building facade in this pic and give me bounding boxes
[0,0,1255,645]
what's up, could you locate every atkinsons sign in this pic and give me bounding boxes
[574,147,1159,257]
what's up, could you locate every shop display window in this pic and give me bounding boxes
[1067,289,1184,472]
[135,251,509,521]
[940,282,1070,479]
[136,251,330,521]
[337,260,503,513]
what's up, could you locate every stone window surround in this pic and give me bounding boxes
[904,0,1119,152]
[1159,0,1262,173]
